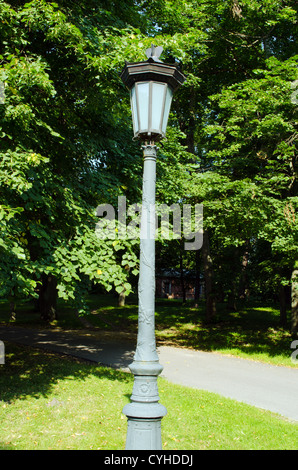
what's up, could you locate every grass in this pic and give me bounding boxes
[0,293,296,367]
[1,343,297,450]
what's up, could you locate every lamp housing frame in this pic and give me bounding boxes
[121,58,185,141]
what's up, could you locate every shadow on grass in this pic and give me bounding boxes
[0,294,293,364]
[0,343,132,405]
[0,296,139,332]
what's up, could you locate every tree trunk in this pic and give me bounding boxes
[227,287,237,312]
[279,284,287,327]
[291,266,298,337]
[194,249,201,306]
[202,230,216,322]
[9,301,16,321]
[179,247,186,303]
[38,274,57,322]
[118,289,126,307]
[238,243,250,300]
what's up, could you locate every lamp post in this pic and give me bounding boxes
[121,45,185,450]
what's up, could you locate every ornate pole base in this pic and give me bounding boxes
[123,362,167,450]
[124,417,166,450]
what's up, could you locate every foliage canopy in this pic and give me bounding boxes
[0,0,297,328]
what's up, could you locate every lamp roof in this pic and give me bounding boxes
[121,47,185,92]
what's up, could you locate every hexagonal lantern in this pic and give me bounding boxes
[121,45,185,141]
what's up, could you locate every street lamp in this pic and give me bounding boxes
[121,45,185,450]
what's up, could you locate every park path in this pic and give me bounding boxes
[1,326,298,422]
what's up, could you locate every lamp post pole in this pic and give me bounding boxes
[123,142,166,450]
[121,45,185,450]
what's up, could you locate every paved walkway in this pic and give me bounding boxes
[1,326,298,422]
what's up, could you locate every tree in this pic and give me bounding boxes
[138,0,297,322]
[292,262,298,337]
[0,0,143,318]
[204,56,297,323]
[1,0,296,330]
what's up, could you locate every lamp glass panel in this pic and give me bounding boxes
[161,86,173,134]
[137,82,149,131]
[130,85,139,134]
[151,82,166,132]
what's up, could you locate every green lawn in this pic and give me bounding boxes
[1,343,297,450]
[0,294,296,367]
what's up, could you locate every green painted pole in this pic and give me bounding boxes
[123,143,167,450]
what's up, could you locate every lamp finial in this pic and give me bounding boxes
[145,44,163,62]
